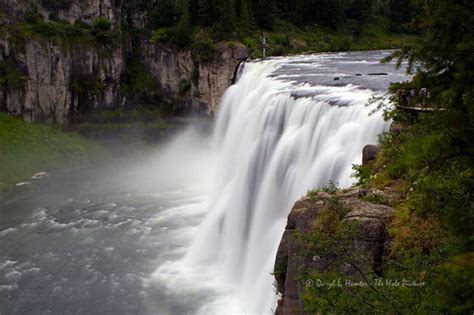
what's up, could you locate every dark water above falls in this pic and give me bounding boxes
[0,51,409,315]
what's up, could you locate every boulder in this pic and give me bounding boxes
[362,144,380,165]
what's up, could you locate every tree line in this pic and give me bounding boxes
[145,0,418,38]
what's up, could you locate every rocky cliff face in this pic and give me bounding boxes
[0,0,248,124]
[0,36,125,123]
[274,187,395,314]
[141,40,248,113]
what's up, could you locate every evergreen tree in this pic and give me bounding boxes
[348,0,374,35]
[198,0,216,27]
[148,0,180,29]
[254,0,278,29]
[320,0,345,29]
[189,0,200,25]
[237,0,254,29]
[388,0,416,32]
[277,0,297,19]
[215,0,237,35]
[291,0,314,26]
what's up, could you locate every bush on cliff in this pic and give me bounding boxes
[297,188,461,314]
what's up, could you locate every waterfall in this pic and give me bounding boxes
[157,53,394,314]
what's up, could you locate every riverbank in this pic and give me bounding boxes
[0,113,106,191]
[241,21,418,58]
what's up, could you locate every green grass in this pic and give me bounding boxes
[0,113,105,191]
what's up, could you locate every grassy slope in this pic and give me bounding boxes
[0,113,105,191]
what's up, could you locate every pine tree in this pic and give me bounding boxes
[347,0,374,35]
[254,0,278,29]
[238,0,254,30]
[388,0,416,32]
[198,0,216,27]
[148,0,180,29]
[215,0,237,35]
[189,0,200,25]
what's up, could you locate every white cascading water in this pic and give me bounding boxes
[154,53,395,314]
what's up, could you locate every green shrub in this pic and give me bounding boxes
[192,29,216,61]
[191,67,200,82]
[352,163,373,186]
[30,19,85,41]
[147,0,180,30]
[242,36,261,57]
[151,28,169,44]
[25,7,44,24]
[329,35,353,51]
[270,44,285,56]
[71,75,104,97]
[123,57,161,97]
[0,62,28,91]
[170,16,192,48]
[19,13,119,48]
[178,79,191,95]
[151,18,192,48]
[90,16,121,47]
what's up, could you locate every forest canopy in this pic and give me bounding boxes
[144,0,418,37]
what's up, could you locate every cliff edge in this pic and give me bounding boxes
[274,186,395,314]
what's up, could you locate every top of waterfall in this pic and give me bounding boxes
[249,50,411,91]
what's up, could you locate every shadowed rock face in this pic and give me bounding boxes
[0,1,248,124]
[274,187,395,315]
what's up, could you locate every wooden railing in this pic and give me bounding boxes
[396,88,434,112]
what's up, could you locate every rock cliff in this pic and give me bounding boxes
[0,0,248,124]
[0,35,125,123]
[141,40,248,113]
[274,187,395,314]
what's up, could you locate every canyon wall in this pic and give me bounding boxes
[141,40,248,113]
[0,0,248,124]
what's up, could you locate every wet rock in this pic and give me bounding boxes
[289,38,307,50]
